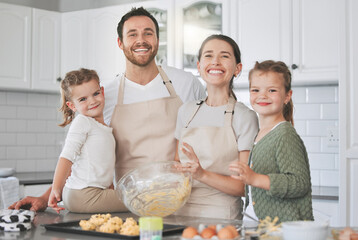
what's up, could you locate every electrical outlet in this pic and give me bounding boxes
[326,126,339,148]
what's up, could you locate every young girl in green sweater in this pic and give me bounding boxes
[229,60,313,223]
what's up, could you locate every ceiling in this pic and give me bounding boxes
[0,0,146,12]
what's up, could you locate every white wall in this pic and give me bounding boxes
[0,90,65,172]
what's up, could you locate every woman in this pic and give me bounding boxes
[174,34,259,219]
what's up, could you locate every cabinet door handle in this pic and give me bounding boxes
[56,77,62,82]
[291,64,298,70]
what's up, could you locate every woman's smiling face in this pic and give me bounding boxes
[197,39,241,89]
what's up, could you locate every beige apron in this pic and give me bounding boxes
[110,66,183,182]
[175,96,243,219]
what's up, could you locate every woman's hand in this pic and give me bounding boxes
[180,142,205,180]
[48,188,64,213]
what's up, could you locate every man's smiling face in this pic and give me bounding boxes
[118,15,159,67]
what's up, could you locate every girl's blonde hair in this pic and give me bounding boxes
[248,60,294,126]
[59,68,100,127]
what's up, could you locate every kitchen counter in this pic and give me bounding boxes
[14,172,53,185]
[0,209,347,240]
[0,209,197,240]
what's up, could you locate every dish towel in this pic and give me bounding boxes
[0,177,19,209]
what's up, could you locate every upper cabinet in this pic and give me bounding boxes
[0,3,32,89]
[291,0,339,83]
[174,0,230,74]
[32,8,61,91]
[0,3,61,92]
[86,5,130,84]
[130,0,175,67]
[61,10,89,80]
[1,0,342,91]
[235,0,339,86]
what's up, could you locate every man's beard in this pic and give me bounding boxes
[123,42,158,67]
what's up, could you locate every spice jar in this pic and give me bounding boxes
[139,217,163,240]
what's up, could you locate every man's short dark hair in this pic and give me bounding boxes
[117,7,159,41]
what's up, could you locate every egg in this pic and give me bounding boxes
[217,227,234,240]
[225,225,239,237]
[201,227,216,239]
[351,233,358,240]
[207,225,217,231]
[182,226,199,239]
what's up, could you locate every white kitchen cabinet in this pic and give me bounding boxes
[61,10,89,79]
[235,0,290,87]
[0,3,31,90]
[130,0,176,67]
[291,0,339,83]
[86,5,131,85]
[32,8,61,92]
[235,0,339,87]
[174,0,231,73]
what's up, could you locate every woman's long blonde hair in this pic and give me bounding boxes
[59,68,100,127]
[248,60,294,126]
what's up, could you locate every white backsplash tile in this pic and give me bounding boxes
[310,170,320,186]
[0,133,16,145]
[0,160,16,168]
[16,106,38,119]
[320,170,339,187]
[36,107,58,120]
[294,104,321,120]
[6,92,28,106]
[27,120,48,133]
[301,136,322,153]
[0,119,6,132]
[16,133,38,146]
[36,159,56,172]
[27,146,47,159]
[307,86,337,103]
[307,120,338,136]
[6,146,26,159]
[321,104,339,119]
[0,106,16,119]
[0,147,6,159]
[308,153,336,170]
[292,87,307,103]
[6,119,27,132]
[16,160,36,172]
[0,85,340,187]
[28,93,48,106]
[47,94,60,107]
[36,133,57,145]
[294,120,307,136]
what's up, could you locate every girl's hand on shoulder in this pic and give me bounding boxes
[229,161,257,185]
[180,142,205,180]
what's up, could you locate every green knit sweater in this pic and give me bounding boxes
[245,122,314,223]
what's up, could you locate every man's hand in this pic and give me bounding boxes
[8,196,48,212]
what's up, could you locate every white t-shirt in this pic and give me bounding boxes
[60,114,116,190]
[175,100,259,151]
[103,65,206,125]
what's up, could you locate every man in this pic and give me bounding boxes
[9,7,205,212]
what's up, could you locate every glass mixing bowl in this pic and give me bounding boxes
[117,161,192,217]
